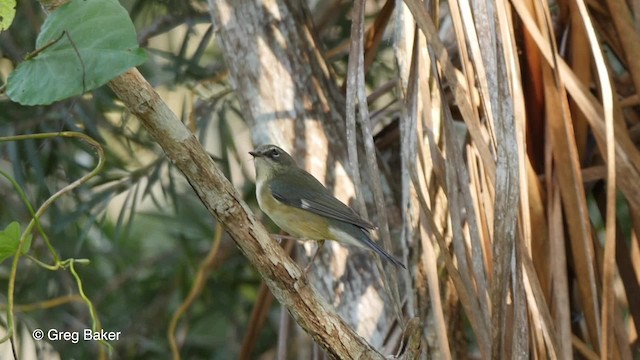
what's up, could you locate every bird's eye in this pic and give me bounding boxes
[269,149,280,158]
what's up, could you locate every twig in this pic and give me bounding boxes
[168,223,224,360]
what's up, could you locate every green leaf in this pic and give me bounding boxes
[0,221,31,264]
[0,0,16,31]
[6,0,147,105]
[22,232,32,255]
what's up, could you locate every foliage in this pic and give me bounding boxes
[0,222,31,263]
[6,0,146,105]
[0,0,261,358]
[0,0,16,31]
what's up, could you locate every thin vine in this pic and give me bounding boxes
[0,132,107,356]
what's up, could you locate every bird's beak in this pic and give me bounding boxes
[249,150,262,158]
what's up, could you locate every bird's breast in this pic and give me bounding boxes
[256,180,278,215]
[256,181,329,240]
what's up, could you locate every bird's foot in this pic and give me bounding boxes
[270,234,299,244]
[270,234,283,244]
[297,240,324,282]
[301,261,314,279]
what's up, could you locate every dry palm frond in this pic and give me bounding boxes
[357,0,640,357]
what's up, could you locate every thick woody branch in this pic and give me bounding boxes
[106,69,384,359]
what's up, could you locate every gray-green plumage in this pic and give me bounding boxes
[250,144,405,269]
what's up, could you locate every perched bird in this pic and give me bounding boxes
[249,144,406,271]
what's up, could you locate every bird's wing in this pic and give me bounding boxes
[270,170,376,230]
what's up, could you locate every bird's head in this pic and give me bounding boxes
[249,144,297,180]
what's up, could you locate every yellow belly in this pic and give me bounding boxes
[257,182,329,240]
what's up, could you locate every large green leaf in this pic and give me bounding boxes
[6,0,147,105]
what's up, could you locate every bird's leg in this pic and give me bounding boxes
[302,240,325,278]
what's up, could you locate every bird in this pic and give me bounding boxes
[249,144,406,273]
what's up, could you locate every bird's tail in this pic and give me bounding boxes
[358,229,406,269]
